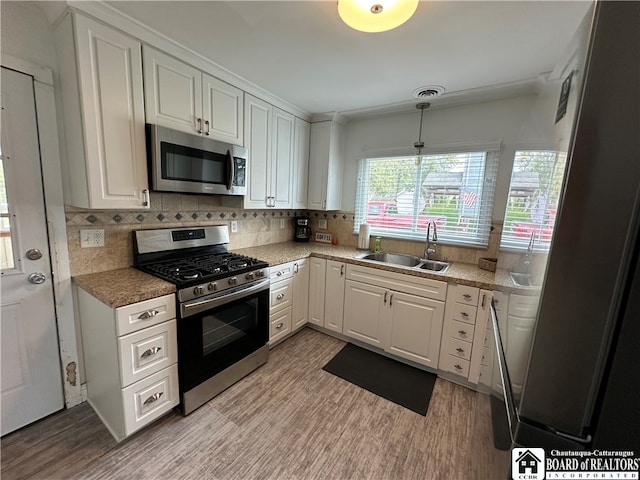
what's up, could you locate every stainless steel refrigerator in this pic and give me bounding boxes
[492,0,640,451]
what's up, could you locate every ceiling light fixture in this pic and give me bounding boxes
[337,0,419,33]
[414,102,430,163]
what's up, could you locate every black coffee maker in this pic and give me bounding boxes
[293,216,311,242]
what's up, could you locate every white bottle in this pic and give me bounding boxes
[358,223,370,250]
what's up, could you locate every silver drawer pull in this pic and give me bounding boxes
[463,294,472,300]
[461,312,469,318]
[138,310,159,320]
[141,346,162,359]
[454,364,463,370]
[458,330,467,336]
[456,347,465,354]
[276,293,284,300]
[276,322,284,329]
[143,392,163,406]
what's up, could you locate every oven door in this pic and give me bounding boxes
[178,279,269,398]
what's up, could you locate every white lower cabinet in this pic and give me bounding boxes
[269,258,310,345]
[438,285,492,384]
[77,290,178,442]
[308,258,346,333]
[343,265,446,369]
[505,293,539,394]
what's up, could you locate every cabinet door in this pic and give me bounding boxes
[468,290,492,384]
[202,73,244,145]
[506,314,536,394]
[386,291,445,368]
[292,259,310,332]
[74,15,148,209]
[308,258,326,327]
[307,122,330,210]
[343,281,386,348]
[292,118,310,209]
[324,260,346,333]
[244,94,271,208]
[271,108,294,208]
[143,46,202,136]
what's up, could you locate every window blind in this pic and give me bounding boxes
[354,149,500,248]
[500,150,567,251]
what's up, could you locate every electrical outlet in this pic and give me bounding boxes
[280,218,285,229]
[80,229,105,248]
[318,219,328,230]
[231,220,238,233]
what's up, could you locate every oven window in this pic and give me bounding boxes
[202,302,256,355]
[161,142,227,184]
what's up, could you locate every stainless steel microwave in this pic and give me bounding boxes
[147,124,247,196]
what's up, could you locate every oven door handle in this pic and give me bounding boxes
[181,278,270,318]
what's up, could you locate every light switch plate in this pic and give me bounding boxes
[280,219,285,229]
[231,220,238,233]
[318,219,328,230]
[80,229,104,248]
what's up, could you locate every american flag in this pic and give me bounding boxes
[462,190,477,207]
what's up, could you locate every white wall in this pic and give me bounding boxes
[1,2,58,68]
[342,95,539,221]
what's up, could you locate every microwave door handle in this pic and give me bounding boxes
[226,150,234,191]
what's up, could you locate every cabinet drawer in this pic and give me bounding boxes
[269,306,292,345]
[118,320,177,387]
[492,291,508,311]
[452,302,477,325]
[270,279,292,314]
[483,330,494,348]
[454,285,479,305]
[270,263,293,281]
[346,264,447,301]
[116,294,176,336]
[508,293,540,317]
[444,337,473,361]
[481,346,492,366]
[440,354,470,378]
[122,364,178,437]
[479,363,492,385]
[450,319,475,341]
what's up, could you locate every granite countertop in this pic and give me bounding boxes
[73,242,500,308]
[235,241,497,290]
[73,268,176,308]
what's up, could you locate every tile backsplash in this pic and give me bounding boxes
[66,192,502,276]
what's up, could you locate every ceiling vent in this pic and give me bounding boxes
[412,85,445,99]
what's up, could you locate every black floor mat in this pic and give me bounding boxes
[322,343,437,416]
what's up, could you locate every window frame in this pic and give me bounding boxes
[353,141,501,249]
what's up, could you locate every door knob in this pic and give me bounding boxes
[26,249,43,260]
[28,272,46,285]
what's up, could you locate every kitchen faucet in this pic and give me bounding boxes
[521,230,536,273]
[424,220,438,260]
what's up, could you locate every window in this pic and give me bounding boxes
[500,150,567,251]
[354,148,499,247]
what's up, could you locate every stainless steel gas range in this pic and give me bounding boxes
[133,225,270,415]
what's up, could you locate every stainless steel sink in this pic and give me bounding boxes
[357,252,450,273]
[358,252,422,267]
[509,271,544,287]
[418,259,450,273]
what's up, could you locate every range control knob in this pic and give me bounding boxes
[255,270,263,278]
[245,272,255,280]
[207,282,217,291]
[193,285,204,295]
[228,277,237,286]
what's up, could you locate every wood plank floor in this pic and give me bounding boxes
[1,328,509,480]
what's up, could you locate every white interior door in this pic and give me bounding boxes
[1,67,64,435]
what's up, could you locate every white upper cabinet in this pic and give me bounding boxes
[244,94,294,209]
[308,120,344,211]
[292,118,310,209]
[143,46,244,146]
[55,13,149,209]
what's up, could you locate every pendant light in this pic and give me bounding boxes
[338,0,419,33]
[414,102,430,165]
